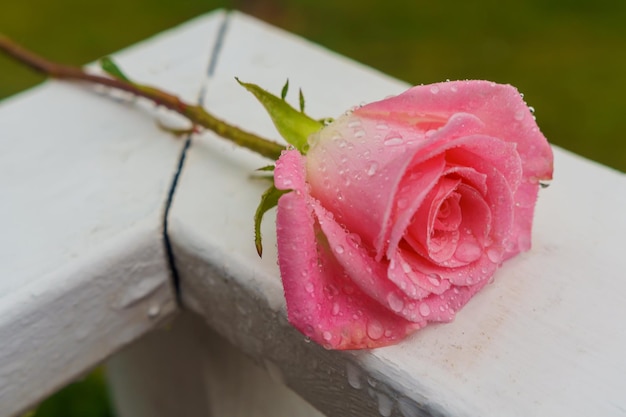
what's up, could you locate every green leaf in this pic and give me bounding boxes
[254,184,288,257]
[281,79,289,100]
[236,78,323,153]
[100,57,131,82]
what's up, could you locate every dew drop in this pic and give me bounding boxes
[367,161,379,176]
[355,130,366,138]
[335,245,345,254]
[401,261,412,274]
[514,110,525,121]
[332,302,340,316]
[384,135,404,146]
[323,331,333,341]
[427,273,441,286]
[308,133,320,147]
[376,122,389,130]
[430,86,440,94]
[419,303,431,317]
[486,248,502,263]
[528,105,535,114]
[450,85,458,93]
[387,292,405,313]
[539,180,552,188]
[348,119,362,128]
[148,305,161,318]
[377,392,393,417]
[346,362,362,389]
[338,139,348,148]
[305,282,314,293]
[455,242,482,262]
[348,233,362,246]
[337,191,344,201]
[367,319,385,340]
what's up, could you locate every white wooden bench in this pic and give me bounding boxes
[2,10,626,417]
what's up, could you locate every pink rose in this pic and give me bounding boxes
[274,80,553,349]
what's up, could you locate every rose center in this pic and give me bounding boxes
[434,192,462,232]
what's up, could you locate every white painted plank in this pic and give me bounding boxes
[107,311,324,417]
[169,12,626,417]
[0,12,227,416]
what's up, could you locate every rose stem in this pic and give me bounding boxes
[0,34,285,161]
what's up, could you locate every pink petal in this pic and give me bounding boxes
[275,150,420,349]
[356,80,553,182]
[405,177,462,264]
[311,199,430,327]
[384,155,446,261]
[305,114,420,253]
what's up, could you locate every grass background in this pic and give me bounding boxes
[2,1,625,415]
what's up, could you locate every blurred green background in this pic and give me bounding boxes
[1,0,624,415]
[2,0,626,172]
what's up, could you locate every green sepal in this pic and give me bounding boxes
[299,88,305,113]
[256,165,275,172]
[281,79,289,100]
[254,184,289,257]
[100,57,131,82]
[236,78,323,154]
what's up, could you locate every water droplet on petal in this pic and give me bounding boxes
[487,248,502,263]
[455,242,482,262]
[419,303,431,317]
[387,292,405,313]
[335,245,345,254]
[367,319,385,340]
[323,331,333,341]
[427,273,441,286]
[355,130,366,138]
[376,122,389,130]
[384,135,404,146]
[514,110,525,121]
[450,85,458,93]
[305,282,314,293]
[367,161,379,176]
[430,86,440,94]
[348,233,362,246]
[528,105,535,114]
[332,302,340,316]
